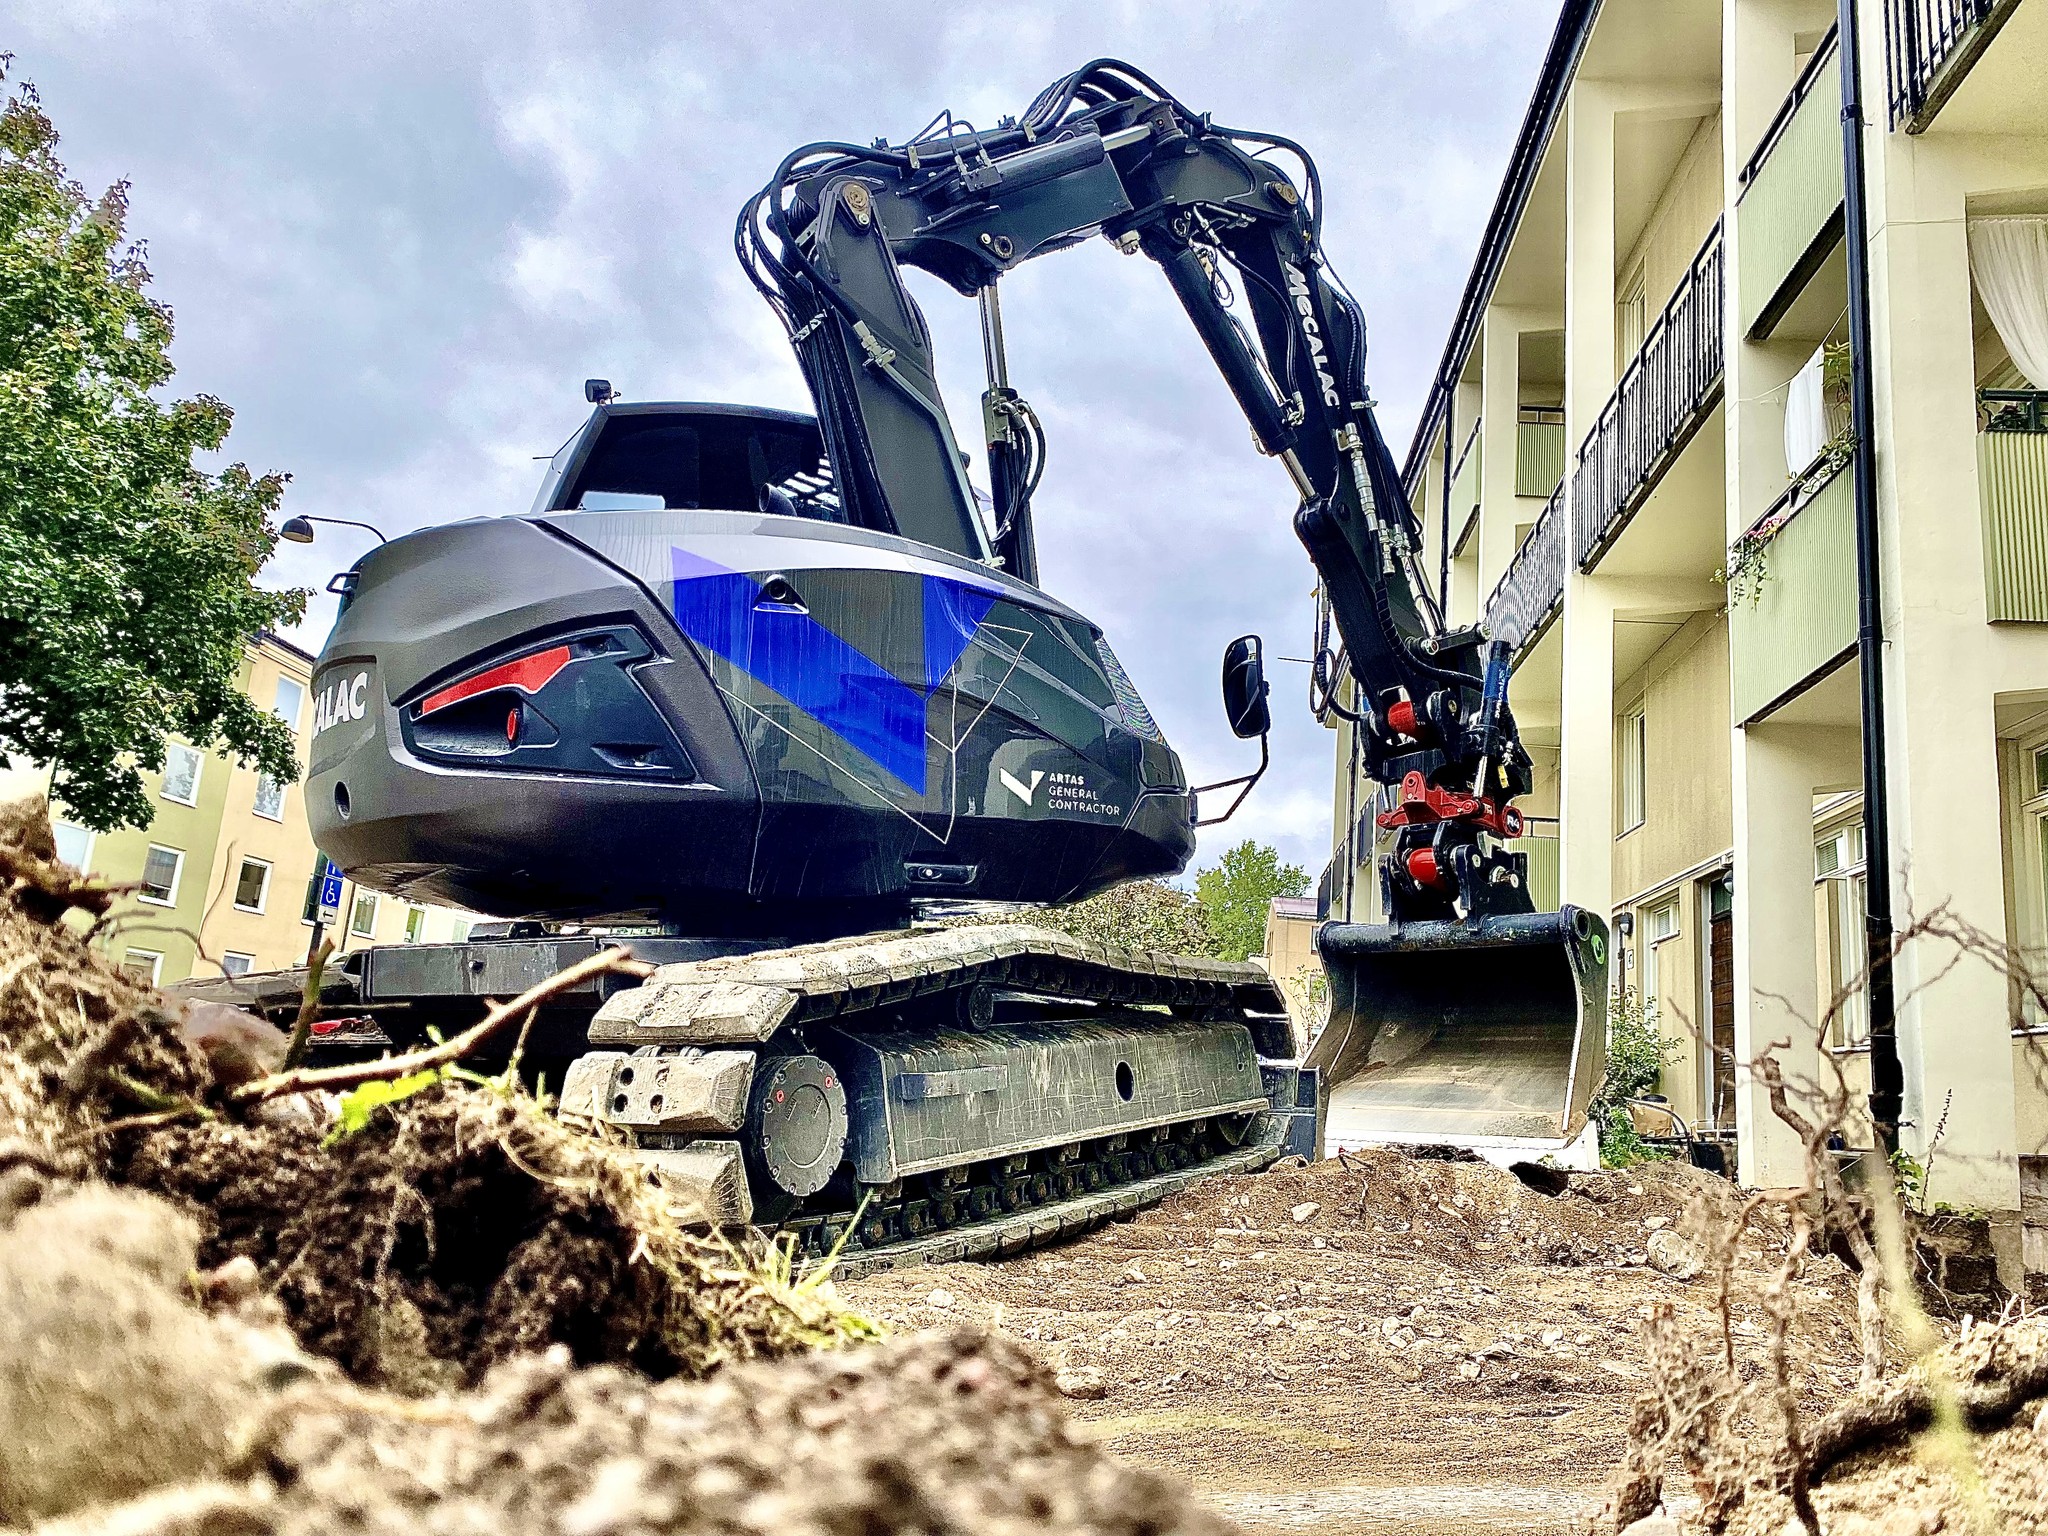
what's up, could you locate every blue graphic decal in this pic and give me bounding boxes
[669,547,995,795]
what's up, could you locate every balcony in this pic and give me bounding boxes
[1516,408,1565,498]
[1730,466,1858,723]
[1737,30,1843,336]
[1571,219,1726,570]
[1980,390,2048,623]
[1484,480,1567,651]
[1886,0,2020,130]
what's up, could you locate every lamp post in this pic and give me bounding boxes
[279,515,388,545]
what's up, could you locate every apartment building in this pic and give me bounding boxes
[1325,0,2048,1251]
[19,633,476,986]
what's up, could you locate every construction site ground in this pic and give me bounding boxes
[844,1149,1870,1535]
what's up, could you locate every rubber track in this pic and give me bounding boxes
[808,1119,1287,1280]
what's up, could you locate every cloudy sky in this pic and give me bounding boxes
[4,1,1554,884]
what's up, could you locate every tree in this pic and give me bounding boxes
[0,62,305,831]
[1194,839,1307,963]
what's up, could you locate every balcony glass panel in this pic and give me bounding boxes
[1980,392,2048,622]
[1737,35,1843,337]
[1516,415,1565,497]
[1730,468,1858,722]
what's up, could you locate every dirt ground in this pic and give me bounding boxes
[844,1150,1872,1535]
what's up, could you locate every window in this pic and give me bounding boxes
[1642,901,1679,1011]
[273,676,306,732]
[1618,707,1647,834]
[1817,822,1870,1048]
[232,857,272,913]
[350,890,380,939]
[450,919,471,943]
[51,821,93,872]
[1618,267,1648,359]
[138,844,183,905]
[221,952,254,978]
[121,948,163,985]
[404,905,426,944]
[160,743,203,806]
[253,774,286,822]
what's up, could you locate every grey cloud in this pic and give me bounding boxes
[3,0,1556,878]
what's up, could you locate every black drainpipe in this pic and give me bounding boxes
[1839,0,1902,1149]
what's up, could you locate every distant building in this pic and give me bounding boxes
[1258,894,1324,1043]
[14,633,476,985]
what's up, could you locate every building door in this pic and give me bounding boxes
[1706,874,1736,1128]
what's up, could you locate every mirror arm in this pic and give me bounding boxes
[1190,732,1269,828]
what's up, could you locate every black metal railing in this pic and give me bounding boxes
[1739,25,1839,188]
[1484,479,1567,650]
[1886,0,1999,127]
[1571,219,1726,570]
[1980,388,2048,433]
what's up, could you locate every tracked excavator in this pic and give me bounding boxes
[207,61,1608,1271]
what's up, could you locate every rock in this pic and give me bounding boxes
[1540,1326,1564,1346]
[925,1288,955,1310]
[1290,1201,1320,1223]
[1120,1264,1146,1286]
[1456,1359,1482,1380]
[1597,1359,1641,1379]
[1380,1317,1404,1340]
[200,1255,262,1309]
[1645,1215,1669,1230]
[1647,1228,1705,1280]
[1260,1311,1287,1330]
[1616,1513,1683,1536]
[1055,1366,1108,1400]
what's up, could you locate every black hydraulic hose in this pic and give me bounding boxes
[1838,0,1901,1149]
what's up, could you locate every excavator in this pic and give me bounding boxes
[236,60,1607,1271]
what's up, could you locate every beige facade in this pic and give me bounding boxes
[1325,0,2048,1263]
[29,634,477,985]
[1259,895,1323,1039]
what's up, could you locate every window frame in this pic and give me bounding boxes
[349,890,380,939]
[232,856,273,915]
[404,905,426,944]
[137,844,184,907]
[160,743,204,807]
[51,820,94,873]
[1618,705,1648,836]
[273,675,306,733]
[220,951,255,978]
[252,773,287,823]
[122,947,164,986]
[1814,820,1871,1051]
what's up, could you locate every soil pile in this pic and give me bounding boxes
[845,1148,1870,1517]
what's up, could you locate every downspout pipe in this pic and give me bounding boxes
[1442,398,1455,617]
[1839,0,1903,1150]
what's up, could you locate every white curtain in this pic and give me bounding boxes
[1784,344,1828,477]
[1969,216,2048,391]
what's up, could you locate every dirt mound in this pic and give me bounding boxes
[10,1174,1229,1536]
[0,795,871,1393]
[845,1147,1865,1508]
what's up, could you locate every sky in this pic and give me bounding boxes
[2,0,1556,885]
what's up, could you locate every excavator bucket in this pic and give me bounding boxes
[1305,907,1609,1155]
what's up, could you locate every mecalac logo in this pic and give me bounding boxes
[1286,264,1341,409]
[313,672,370,737]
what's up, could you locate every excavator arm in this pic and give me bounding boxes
[738,60,1608,1151]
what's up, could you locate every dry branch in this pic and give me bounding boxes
[280,935,335,1071]
[230,948,652,1106]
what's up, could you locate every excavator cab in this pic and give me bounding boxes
[1305,907,1609,1160]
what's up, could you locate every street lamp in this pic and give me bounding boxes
[279,515,388,545]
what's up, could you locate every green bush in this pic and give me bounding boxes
[1593,986,1681,1167]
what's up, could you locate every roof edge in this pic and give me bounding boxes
[1399,0,1603,490]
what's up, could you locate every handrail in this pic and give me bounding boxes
[1980,388,2048,433]
[1483,478,1567,651]
[1738,24,1840,189]
[1886,0,1998,127]
[1571,218,1726,571]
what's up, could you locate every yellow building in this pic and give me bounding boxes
[25,633,477,985]
[1258,894,1324,1040]
[1325,0,2048,1270]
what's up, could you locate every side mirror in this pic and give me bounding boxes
[1221,635,1272,740]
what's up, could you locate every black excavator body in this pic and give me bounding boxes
[306,402,1193,937]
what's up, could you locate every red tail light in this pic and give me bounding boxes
[418,645,572,718]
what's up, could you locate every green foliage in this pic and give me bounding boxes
[1194,839,1307,963]
[1034,879,1220,957]
[0,61,306,830]
[326,1068,444,1146]
[1593,986,1681,1168]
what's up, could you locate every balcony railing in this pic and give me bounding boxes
[1886,0,2007,129]
[1981,388,2048,434]
[1571,218,1726,570]
[1483,479,1567,651]
[1979,391,2048,622]
[1739,25,1839,189]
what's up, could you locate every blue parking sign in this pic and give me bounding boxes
[316,857,345,924]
